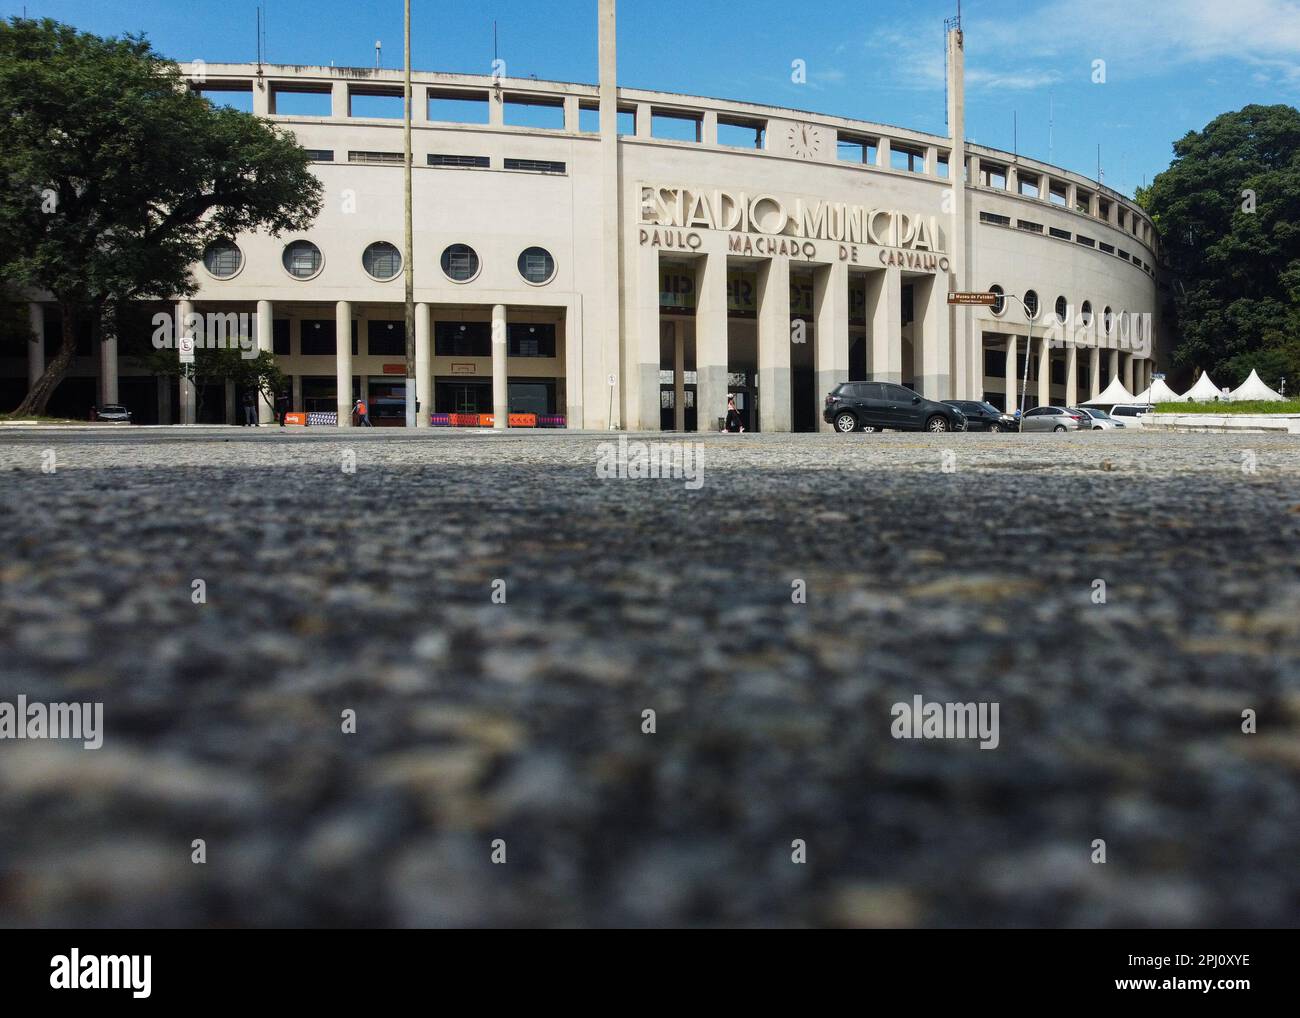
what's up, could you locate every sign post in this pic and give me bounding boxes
[947,291,999,306]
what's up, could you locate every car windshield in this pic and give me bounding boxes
[977,402,1000,415]
[1089,409,1112,419]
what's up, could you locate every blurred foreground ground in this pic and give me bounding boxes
[0,427,1297,927]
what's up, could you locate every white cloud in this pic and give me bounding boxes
[863,0,1300,92]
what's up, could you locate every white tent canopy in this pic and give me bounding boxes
[1083,377,1137,406]
[1134,377,1183,404]
[1183,371,1225,402]
[1228,369,1284,402]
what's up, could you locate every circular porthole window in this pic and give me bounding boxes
[282,240,323,280]
[440,243,480,283]
[1023,289,1040,319]
[1103,306,1114,334]
[989,284,1005,316]
[362,241,402,281]
[202,240,244,280]
[1055,295,1068,323]
[517,246,556,285]
[1080,300,1093,327]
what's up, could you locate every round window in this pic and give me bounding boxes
[203,240,243,279]
[517,246,556,285]
[989,284,1005,315]
[441,244,480,283]
[362,241,402,281]
[1024,289,1040,319]
[282,240,323,279]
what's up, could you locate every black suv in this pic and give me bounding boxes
[824,382,967,433]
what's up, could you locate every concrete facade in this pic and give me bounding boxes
[4,13,1163,429]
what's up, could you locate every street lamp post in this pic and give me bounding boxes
[402,0,417,429]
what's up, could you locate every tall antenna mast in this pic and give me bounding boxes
[1048,93,1054,164]
[1013,110,1017,158]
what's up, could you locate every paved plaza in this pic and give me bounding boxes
[0,428,1297,926]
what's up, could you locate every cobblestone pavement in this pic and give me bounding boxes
[1,427,1297,927]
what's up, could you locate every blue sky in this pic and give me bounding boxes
[6,0,1299,198]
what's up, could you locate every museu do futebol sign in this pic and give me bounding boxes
[637,183,950,273]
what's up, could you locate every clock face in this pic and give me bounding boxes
[787,123,822,160]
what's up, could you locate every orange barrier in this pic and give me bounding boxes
[509,413,537,428]
[478,414,494,427]
[283,412,307,426]
[449,413,482,427]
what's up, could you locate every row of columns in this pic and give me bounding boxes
[1001,333,1153,410]
[332,300,508,429]
[638,252,947,433]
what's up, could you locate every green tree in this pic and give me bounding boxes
[1139,104,1300,390]
[139,346,288,422]
[0,17,321,416]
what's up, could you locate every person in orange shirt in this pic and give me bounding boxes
[352,397,372,427]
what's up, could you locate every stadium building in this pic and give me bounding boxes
[3,4,1164,429]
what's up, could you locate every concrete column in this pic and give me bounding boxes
[177,299,196,425]
[968,155,981,185]
[814,260,849,432]
[27,303,44,390]
[635,101,652,138]
[701,109,718,146]
[1090,345,1101,399]
[563,95,579,132]
[672,321,686,431]
[695,252,728,433]
[1007,165,1019,193]
[1005,335,1018,413]
[918,275,951,399]
[489,86,504,127]
[256,78,274,115]
[876,136,891,168]
[98,330,118,406]
[257,299,273,423]
[1064,343,1078,408]
[331,81,349,118]
[924,145,938,175]
[1037,334,1051,408]
[292,373,302,413]
[492,303,508,430]
[866,268,902,383]
[757,257,791,433]
[415,302,431,427]
[627,244,660,431]
[336,301,352,427]
[1123,352,1135,394]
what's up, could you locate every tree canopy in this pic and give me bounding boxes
[1138,104,1300,391]
[0,17,322,415]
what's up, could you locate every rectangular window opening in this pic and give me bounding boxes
[503,95,565,130]
[428,88,489,124]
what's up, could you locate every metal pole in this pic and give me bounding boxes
[403,0,417,428]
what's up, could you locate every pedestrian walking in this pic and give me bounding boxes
[353,397,372,427]
[724,395,745,433]
[275,391,289,427]
[242,390,258,427]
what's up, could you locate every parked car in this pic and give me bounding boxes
[1019,406,1086,432]
[92,404,132,423]
[943,400,1017,432]
[1110,403,1155,427]
[825,381,967,433]
[1069,407,1126,430]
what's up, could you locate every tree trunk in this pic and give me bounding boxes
[13,301,77,418]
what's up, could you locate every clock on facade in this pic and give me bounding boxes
[786,123,823,160]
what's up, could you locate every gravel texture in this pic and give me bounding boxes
[0,426,1297,928]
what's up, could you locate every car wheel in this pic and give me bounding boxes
[989,423,1003,433]
[834,412,858,433]
[926,415,950,433]
[1053,424,1067,433]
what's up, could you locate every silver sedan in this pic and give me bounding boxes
[1019,406,1087,432]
